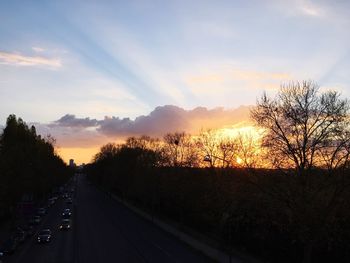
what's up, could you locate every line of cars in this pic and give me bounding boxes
[59,208,72,230]
[0,194,61,257]
[37,191,75,243]
[0,205,50,256]
[0,185,76,260]
[36,192,74,243]
[58,187,74,232]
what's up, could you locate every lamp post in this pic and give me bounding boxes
[203,154,231,168]
[203,154,234,263]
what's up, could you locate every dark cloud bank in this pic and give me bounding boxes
[53,105,252,137]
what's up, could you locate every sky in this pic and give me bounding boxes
[1,0,350,164]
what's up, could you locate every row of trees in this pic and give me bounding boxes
[86,81,350,263]
[0,115,72,219]
[94,129,261,169]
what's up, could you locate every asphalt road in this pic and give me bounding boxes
[4,175,213,263]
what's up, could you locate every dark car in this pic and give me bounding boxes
[59,219,71,230]
[62,208,71,217]
[37,229,51,243]
[65,198,73,204]
[0,238,18,254]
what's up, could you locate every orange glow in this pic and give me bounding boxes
[218,126,258,138]
[217,125,265,167]
[57,147,100,165]
[218,124,261,138]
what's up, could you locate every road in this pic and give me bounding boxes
[4,175,214,263]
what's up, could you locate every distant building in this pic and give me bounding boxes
[69,159,76,167]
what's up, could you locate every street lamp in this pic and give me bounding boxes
[203,154,231,168]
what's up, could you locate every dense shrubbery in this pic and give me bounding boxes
[0,114,72,219]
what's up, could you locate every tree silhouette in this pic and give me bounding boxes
[0,114,72,218]
[251,81,350,175]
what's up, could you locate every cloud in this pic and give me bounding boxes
[272,0,326,18]
[52,114,98,128]
[32,47,45,53]
[295,0,324,17]
[97,105,252,137]
[185,67,292,95]
[0,51,61,67]
[33,105,252,149]
[230,70,290,81]
[187,69,291,84]
[34,122,106,148]
[98,105,189,137]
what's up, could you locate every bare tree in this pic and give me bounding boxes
[236,131,262,169]
[196,129,221,167]
[163,132,199,167]
[217,138,239,168]
[251,81,350,175]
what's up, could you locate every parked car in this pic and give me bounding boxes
[0,238,18,254]
[65,198,73,204]
[37,229,52,243]
[59,219,71,230]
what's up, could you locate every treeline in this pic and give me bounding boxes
[0,115,72,219]
[92,129,261,170]
[86,81,350,263]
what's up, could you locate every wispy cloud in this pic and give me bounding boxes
[298,0,324,17]
[32,46,45,53]
[230,70,291,81]
[185,67,292,94]
[0,51,61,67]
[269,0,327,18]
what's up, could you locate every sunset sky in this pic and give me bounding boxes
[1,0,349,164]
